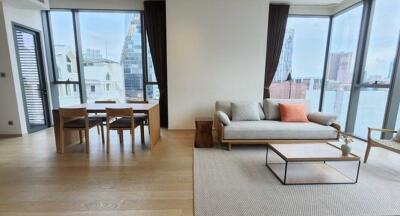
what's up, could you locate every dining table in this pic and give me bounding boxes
[52,103,160,153]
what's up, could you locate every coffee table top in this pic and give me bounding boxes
[268,143,360,162]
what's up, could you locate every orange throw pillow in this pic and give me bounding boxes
[279,103,309,122]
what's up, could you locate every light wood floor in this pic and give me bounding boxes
[0,128,194,216]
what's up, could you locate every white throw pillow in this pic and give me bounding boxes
[393,129,400,142]
[307,112,337,126]
[216,111,231,126]
[231,102,261,121]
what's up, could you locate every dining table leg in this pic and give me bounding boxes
[147,104,160,150]
[52,109,80,153]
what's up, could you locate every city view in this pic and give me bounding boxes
[50,11,159,106]
[272,0,400,138]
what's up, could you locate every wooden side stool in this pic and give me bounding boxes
[195,117,214,148]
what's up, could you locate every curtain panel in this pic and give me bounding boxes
[144,1,168,127]
[263,4,290,99]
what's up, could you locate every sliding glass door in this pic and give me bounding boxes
[322,5,363,127]
[353,0,400,138]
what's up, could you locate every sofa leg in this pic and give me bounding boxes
[227,143,231,151]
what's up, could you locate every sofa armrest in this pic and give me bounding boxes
[216,121,224,144]
[308,112,337,126]
[330,122,341,139]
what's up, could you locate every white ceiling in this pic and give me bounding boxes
[270,0,344,5]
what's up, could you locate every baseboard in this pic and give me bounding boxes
[0,134,22,138]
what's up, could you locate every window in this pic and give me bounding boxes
[271,17,330,112]
[58,84,80,106]
[79,11,143,103]
[46,10,158,105]
[49,11,79,82]
[353,0,400,138]
[322,5,363,127]
[145,36,159,101]
[49,11,82,106]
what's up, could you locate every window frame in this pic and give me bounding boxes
[43,8,155,106]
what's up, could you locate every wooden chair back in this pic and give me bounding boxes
[59,108,87,118]
[95,100,117,104]
[106,108,133,118]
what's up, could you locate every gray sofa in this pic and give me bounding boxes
[215,99,340,150]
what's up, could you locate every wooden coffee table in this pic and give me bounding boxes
[266,143,361,185]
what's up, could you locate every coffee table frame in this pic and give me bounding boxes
[265,143,361,185]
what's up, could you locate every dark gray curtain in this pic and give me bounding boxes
[263,4,290,99]
[144,1,168,127]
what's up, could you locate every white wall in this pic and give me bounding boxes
[166,0,269,129]
[50,0,144,10]
[0,1,49,135]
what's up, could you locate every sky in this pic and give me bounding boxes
[284,0,400,80]
[50,11,139,62]
[50,0,400,81]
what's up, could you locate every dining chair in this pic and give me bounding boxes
[59,108,103,153]
[93,100,117,142]
[105,108,145,153]
[126,100,149,140]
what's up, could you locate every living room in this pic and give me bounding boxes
[0,0,399,215]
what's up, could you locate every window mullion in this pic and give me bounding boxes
[72,9,87,104]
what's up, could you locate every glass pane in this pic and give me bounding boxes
[354,89,389,138]
[361,0,400,84]
[271,17,330,112]
[57,84,81,107]
[146,37,157,83]
[322,5,363,127]
[79,11,143,103]
[146,84,160,102]
[49,11,79,82]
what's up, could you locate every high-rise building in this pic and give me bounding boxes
[121,14,143,100]
[327,52,353,84]
[274,28,294,82]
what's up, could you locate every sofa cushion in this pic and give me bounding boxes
[216,101,265,120]
[279,103,309,122]
[308,112,337,126]
[231,102,260,121]
[216,111,231,126]
[263,99,309,120]
[223,120,337,140]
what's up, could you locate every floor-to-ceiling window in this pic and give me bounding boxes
[45,10,156,106]
[271,17,330,112]
[353,0,400,138]
[79,11,143,102]
[322,4,363,127]
[49,11,81,106]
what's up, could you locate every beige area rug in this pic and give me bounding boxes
[194,142,400,216]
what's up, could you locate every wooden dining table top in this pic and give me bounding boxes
[54,103,159,112]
